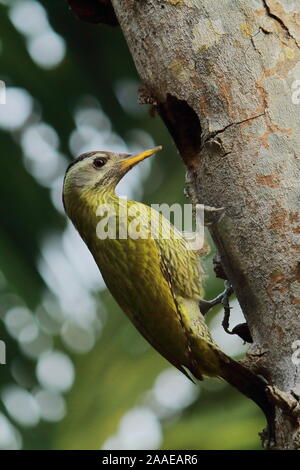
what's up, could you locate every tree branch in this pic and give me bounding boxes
[66,0,300,448]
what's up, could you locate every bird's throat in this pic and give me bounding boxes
[65,186,123,247]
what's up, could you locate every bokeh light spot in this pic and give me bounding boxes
[2,386,40,427]
[36,350,75,392]
[0,87,33,130]
[27,31,66,69]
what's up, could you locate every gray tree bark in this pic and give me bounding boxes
[66,0,300,449]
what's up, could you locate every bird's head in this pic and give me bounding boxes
[63,146,162,208]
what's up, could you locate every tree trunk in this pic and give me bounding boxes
[67,0,300,449]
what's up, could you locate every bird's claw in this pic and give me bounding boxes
[199,281,233,316]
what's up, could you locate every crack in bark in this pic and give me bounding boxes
[204,112,266,144]
[262,0,299,48]
[250,34,263,57]
[249,350,268,358]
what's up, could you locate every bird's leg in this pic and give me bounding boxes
[199,280,233,315]
[220,282,253,343]
[212,252,253,343]
[220,280,234,329]
[199,281,253,343]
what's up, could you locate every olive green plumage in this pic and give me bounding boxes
[63,148,218,380]
[63,147,273,432]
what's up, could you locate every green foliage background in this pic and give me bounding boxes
[0,0,264,450]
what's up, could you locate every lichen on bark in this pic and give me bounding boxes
[67,0,300,449]
[110,0,300,449]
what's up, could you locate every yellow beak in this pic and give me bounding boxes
[120,146,162,170]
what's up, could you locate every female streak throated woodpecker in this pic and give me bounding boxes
[63,146,274,439]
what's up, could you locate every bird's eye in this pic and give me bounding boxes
[93,157,107,169]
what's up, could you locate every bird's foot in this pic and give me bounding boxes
[229,323,253,343]
[199,282,253,343]
[199,280,233,315]
[221,283,253,343]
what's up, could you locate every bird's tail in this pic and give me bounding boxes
[216,349,275,441]
[172,297,275,440]
[187,334,274,441]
